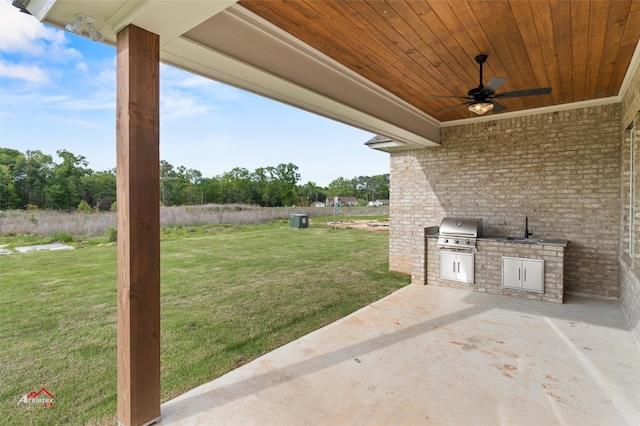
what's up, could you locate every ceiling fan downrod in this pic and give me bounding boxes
[475,54,488,88]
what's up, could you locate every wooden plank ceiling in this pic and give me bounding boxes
[239,0,640,122]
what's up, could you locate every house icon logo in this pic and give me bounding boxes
[17,388,54,407]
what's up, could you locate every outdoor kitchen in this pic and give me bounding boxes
[425,217,567,303]
[386,105,621,306]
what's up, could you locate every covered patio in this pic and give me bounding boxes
[14,1,640,424]
[160,285,640,425]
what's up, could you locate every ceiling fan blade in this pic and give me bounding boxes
[482,77,507,94]
[494,87,552,99]
[491,100,507,113]
[436,102,472,114]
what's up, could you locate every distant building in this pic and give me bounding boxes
[325,197,358,207]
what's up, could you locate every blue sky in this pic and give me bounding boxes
[0,0,389,187]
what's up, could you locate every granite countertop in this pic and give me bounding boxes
[477,237,568,247]
[426,233,568,247]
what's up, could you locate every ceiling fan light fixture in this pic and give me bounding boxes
[468,102,494,115]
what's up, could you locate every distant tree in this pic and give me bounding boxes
[47,150,91,209]
[353,174,389,201]
[370,174,390,200]
[252,167,273,206]
[176,166,203,205]
[160,160,176,205]
[1,146,389,210]
[0,148,24,209]
[81,169,116,210]
[200,176,223,204]
[272,163,300,206]
[327,177,356,197]
[0,164,20,209]
[297,181,326,205]
[15,150,53,208]
[325,174,389,201]
[77,200,93,212]
[221,167,251,204]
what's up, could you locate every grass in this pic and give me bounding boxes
[0,219,408,425]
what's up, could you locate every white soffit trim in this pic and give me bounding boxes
[24,0,56,21]
[174,4,440,147]
[106,0,239,46]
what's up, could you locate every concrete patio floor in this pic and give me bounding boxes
[160,285,640,425]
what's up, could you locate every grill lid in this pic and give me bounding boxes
[439,217,482,237]
[437,217,482,250]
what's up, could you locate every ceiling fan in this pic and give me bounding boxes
[428,54,551,115]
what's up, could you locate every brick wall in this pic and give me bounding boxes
[619,56,640,347]
[390,103,621,298]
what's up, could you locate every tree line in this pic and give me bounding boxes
[0,148,389,210]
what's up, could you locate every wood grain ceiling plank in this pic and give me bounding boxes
[433,1,503,82]
[329,1,453,102]
[243,0,422,99]
[310,0,441,103]
[529,1,563,105]
[570,0,590,102]
[423,1,484,82]
[486,0,547,111]
[368,1,459,114]
[330,1,437,101]
[607,1,640,95]
[308,2,442,104]
[585,1,610,99]
[376,0,481,115]
[508,1,551,92]
[381,1,476,91]
[597,1,632,98]
[394,0,483,115]
[549,1,574,102]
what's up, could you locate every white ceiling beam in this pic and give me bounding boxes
[107,0,238,46]
[22,0,56,21]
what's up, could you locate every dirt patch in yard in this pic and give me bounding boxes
[322,220,389,232]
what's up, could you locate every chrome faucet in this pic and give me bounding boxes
[525,216,533,238]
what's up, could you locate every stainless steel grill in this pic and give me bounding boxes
[437,217,483,250]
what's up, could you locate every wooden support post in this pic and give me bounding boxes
[116,25,161,426]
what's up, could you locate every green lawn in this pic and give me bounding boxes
[0,220,408,425]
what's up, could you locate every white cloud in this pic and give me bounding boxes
[61,118,104,129]
[0,1,81,61]
[0,89,69,108]
[60,97,115,111]
[0,59,49,83]
[97,67,115,87]
[160,63,242,102]
[161,89,210,120]
[76,62,88,72]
